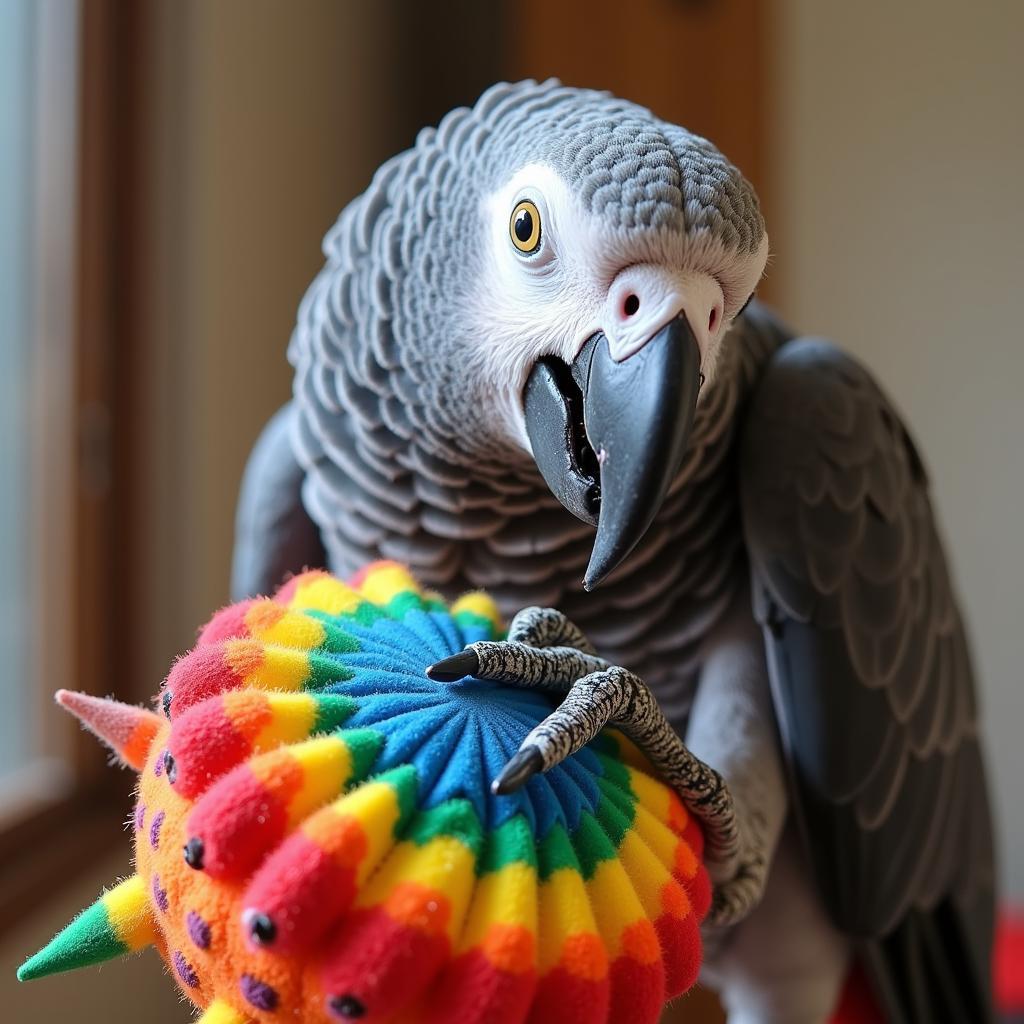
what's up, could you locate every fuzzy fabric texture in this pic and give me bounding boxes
[20,562,711,1024]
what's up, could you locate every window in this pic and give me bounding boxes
[0,0,78,821]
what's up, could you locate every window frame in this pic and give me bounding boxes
[0,0,145,934]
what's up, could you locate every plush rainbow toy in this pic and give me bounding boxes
[18,563,710,1023]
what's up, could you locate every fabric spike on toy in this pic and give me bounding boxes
[19,562,711,1024]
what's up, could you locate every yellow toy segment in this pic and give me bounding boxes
[361,835,477,941]
[288,574,362,617]
[250,692,319,750]
[451,591,504,633]
[358,562,424,604]
[459,861,539,973]
[103,876,158,951]
[535,867,604,975]
[327,780,405,885]
[245,599,326,650]
[287,736,355,826]
[195,1000,250,1024]
[586,857,652,962]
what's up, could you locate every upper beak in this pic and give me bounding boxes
[523,313,702,590]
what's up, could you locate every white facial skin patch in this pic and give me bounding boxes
[473,164,768,450]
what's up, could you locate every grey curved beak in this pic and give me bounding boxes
[524,314,702,590]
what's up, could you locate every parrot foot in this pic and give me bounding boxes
[426,605,749,894]
[704,816,770,927]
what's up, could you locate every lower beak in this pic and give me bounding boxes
[524,314,702,590]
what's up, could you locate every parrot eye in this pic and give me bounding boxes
[510,199,542,255]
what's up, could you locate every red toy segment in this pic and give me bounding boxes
[163,645,248,719]
[241,817,366,955]
[664,790,688,832]
[318,903,452,1021]
[653,903,702,996]
[663,824,710,922]
[607,921,665,1024]
[528,960,609,1024]
[676,852,711,923]
[168,696,265,799]
[197,599,258,645]
[167,690,338,800]
[678,813,705,864]
[186,758,298,880]
[420,946,537,1024]
[186,734,357,881]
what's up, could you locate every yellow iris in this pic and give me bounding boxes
[510,199,541,254]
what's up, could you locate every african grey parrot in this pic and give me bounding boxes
[232,80,995,1023]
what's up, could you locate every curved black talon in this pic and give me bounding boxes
[491,745,544,795]
[425,649,480,682]
[329,993,367,1019]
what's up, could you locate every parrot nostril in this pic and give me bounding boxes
[623,294,640,317]
[709,306,719,333]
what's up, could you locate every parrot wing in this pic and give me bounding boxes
[739,339,995,1023]
[231,401,326,600]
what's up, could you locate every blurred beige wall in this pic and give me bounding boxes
[132,0,499,689]
[1,850,185,1023]
[769,0,1024,896]
[135,1,413,686]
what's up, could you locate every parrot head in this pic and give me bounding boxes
[293,80,768,588]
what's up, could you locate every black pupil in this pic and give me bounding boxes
[514,209,534,244]
[330,994,367,1019]
[249,912,277,944]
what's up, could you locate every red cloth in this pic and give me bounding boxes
[830,910,1024,1022]
[996,911,1024,1012]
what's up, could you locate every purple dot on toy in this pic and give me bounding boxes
[149,810,165,850]
[241,974,279,1011]
[134,804,146,832]
[172,950,199,989]
[151,874,169,913]
[154,750,166,777]
[186,910,211,950]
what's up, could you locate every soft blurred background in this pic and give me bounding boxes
[0,1,1020,1020]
